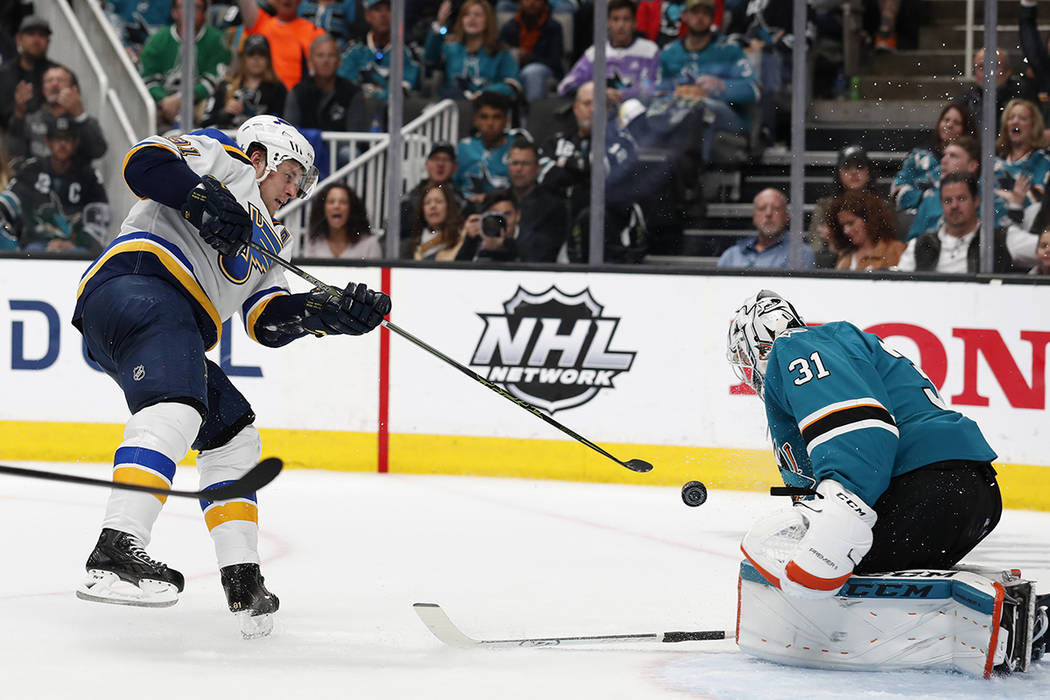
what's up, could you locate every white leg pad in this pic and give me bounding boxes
[736,560,1028,678]
[102,402,202,544]
[198,425,262,568]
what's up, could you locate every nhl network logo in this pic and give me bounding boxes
[469,286,636,413]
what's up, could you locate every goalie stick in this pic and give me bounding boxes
[0,457,283,500]
[248,242,653,474]
[412,603,730,648]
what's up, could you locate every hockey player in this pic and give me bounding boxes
[71,115,391,637]
[727,290,1047,673]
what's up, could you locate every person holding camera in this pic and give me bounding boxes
[455,188,519,262]
[203,34,287,129]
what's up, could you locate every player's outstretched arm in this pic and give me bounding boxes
[251,283,391,346]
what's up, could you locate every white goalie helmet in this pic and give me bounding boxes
[236,115,319,199]
[727,290,805,397]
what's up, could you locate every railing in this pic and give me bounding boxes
[41,0,156,234]
[277,100,460,250]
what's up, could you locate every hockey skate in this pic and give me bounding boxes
[221,563,279,640]
[76,528,185,608]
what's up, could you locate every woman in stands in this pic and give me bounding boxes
[890,102,975,214]
[994,98,1050,212]
[404,182,464,260]
[808,145,890,268]
[424,0,521,102]
[824,189,905,272]
[202,34,286,129]
[301,182,382,259]
[1032,228,1050,275]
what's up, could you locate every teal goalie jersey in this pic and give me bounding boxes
[762,321,997,506]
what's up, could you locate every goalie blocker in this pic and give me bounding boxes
[737,560,1039,678]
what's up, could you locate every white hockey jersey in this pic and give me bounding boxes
[73,131,294,350]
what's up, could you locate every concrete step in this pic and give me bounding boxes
[805,124,925,152]
[917,25,1038,51]
[759,149,908,167]
[866,50,967,77]
[924,0,1025,24]
[644,254,719,268]
[740,175,894,203]
[807,100,945,128]
[853,75,971,102]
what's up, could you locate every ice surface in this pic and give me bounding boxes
[1,463,1047,699]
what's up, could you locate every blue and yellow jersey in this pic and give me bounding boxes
[762,322,997,506]
[72,129,294,350]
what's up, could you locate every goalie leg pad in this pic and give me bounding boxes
[737,561,1032,678]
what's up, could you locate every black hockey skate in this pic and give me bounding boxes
[221,563,279,639]
[76,528,185,608]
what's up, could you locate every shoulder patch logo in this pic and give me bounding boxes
[469,286,636,414]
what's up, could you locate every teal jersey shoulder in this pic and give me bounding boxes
[762,321,996,505]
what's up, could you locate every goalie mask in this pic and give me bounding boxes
[236,115,319,199]
[727,290,805,398]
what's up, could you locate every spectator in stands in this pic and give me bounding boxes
[891,103,976,214]
[5,65,108,166]
[717,188,814,269]
[240,0,326,91]
[656,0,759,154]
[538,81,640,245]
[957,48,1035,133]
[284,34,369,132]
[993,98,1050,212]
[298,0,367,50]
[0,143,12,249]
[824,190,904,271]
[808,145,885,268]
[896,173,1017,274]
[1019,0,1050,137]
[873,0,901,52]
[399,142,466,237]
[404,182,465,260]
[455,188,520,261]
[0,115,111,254]
[301,182,382,258]
[559,0,660,106]
[105,0,172,61]
[907,135,1017,240]
[498,0,565,104]
[203,34,287,128]
[425,0,521,101]
[1032,227,1050,275]
[454,92,524,203]
[507,138,567,261]
[141,0,231,131]
[339,0,424,128]
[0,15,57,130]
[637,0,686,48]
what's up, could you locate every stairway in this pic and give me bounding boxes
[669,0,1046,266]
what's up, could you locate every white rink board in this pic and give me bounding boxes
[2,259,1048,465]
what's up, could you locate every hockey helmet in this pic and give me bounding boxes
[726,290,805,397]
[236,115,319,199]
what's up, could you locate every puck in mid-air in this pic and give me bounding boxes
[681,480,708,507]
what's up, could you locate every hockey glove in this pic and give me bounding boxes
[182,175,252,256]
[302,283,391,336]
[741,479,877,600]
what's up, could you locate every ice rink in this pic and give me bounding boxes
[2,462,1048,699]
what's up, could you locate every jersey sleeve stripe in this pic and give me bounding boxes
[242,287,288,343]
[806,418,901,454]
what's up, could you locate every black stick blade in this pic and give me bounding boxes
[203,458,283,500]
[623,459,653,473]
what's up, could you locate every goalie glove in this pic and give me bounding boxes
[302,282,391,336]
[182,175,252,256]
[741,479,877,599]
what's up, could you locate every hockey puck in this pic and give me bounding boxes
[681,480,708,507]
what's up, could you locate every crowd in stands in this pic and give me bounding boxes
[0,0,1047,276]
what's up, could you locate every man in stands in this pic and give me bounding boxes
[240,0,325,91]
[0,15,57,130]
[283,34,368,132]
[5,64,108,166]
[958,48,1035,133]
[507,138,566,262]
[558,0,660,107]
[717,188,814,269]
[498,0,565,103]
[454,91,524,204]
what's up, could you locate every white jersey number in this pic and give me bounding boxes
[788,351,831,386]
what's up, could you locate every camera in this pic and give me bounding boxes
[481,212,506,237]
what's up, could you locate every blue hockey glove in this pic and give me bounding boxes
[182,175,252,256]
[302,283,391,336]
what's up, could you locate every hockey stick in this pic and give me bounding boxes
[0,457,283,500]
[413,603,730,648]
[248,242,653,474]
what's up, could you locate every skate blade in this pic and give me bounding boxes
[76,570,179,608]
[237,610,275,640]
